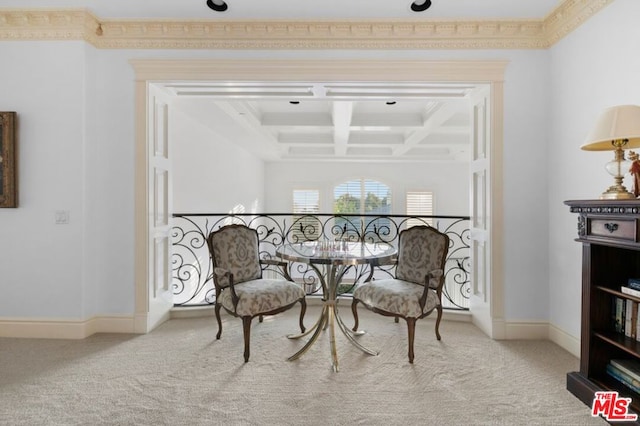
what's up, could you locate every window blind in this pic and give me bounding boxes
[334,179,391,215]
[406,191,434,227]
[292,190,320,240]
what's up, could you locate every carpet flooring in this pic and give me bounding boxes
[0,306,605,425]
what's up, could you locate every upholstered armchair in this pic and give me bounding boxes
[206,224,306,362]
[351,225,450,363]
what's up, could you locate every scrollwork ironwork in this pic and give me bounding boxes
[171,213,471,310]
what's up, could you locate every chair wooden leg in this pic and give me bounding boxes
[299,299,307,333]
[406,317,416,363]
[242,316,252,362]
[351,299,360,332]
[215,303,223,340]
[435,305,443,341]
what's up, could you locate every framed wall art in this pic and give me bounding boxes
[0,112,17,208]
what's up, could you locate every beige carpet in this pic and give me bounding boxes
[0,306,605,425]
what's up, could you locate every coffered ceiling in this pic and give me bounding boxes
[168,81,479,162]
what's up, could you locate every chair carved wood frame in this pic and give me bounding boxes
[351,225,450,363]
[206,224,306,362]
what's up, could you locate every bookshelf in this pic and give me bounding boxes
[565,199,640,421]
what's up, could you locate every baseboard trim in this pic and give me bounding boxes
[0,310,580,358]
[171,305,215,319]
[504,321,549,340]
[548,323,580,358]
[0,315,136,339]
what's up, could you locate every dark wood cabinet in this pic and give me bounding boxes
[566,199,640,421]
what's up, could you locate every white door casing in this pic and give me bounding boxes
[131,59,506,335]
[469,83,505,339]
[134,81,174,333]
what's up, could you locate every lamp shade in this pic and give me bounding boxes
[581,104,640,151]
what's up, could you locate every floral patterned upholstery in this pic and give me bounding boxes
[395,225,448,286]
[352,277,440,318]
[216,278,306,317]
[210,224,262,287]
[206,224,306,362]
[351,225,449,363]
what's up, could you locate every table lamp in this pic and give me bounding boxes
[581,105,640,199]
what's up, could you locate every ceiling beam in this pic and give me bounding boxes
[392,101,466,157]
[332,102,353,157]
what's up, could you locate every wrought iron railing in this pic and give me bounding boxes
[171,213,471,310]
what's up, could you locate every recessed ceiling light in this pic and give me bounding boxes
[411,0,432,12]
[206,0,228,12]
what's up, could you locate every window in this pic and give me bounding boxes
[292,189,320,241]
[334,179,391,240]
[334,179,391,215]
[406,191,434,227]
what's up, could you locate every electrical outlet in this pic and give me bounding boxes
[55,210,70,225]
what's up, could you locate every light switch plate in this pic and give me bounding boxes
[55,210,70,224]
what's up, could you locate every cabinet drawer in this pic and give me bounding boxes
[588,217,639,243]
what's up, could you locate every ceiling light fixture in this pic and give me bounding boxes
[206,0,228,12]
[410,0,432,12]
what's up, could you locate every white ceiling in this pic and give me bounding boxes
[7,0,565,163]
[168,82,481,163]
[7,0,563,20]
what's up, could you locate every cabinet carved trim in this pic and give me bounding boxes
[605,222,619,233]
[577,215,586,237]
[565,199,640,421]
[569,204,640,216]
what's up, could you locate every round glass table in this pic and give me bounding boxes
[276,241,397,372]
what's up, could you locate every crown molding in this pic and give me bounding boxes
[0,9,100,42]
[0,0,613,50]
[544,0,613,46]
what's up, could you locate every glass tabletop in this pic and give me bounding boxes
[276,241,397,266]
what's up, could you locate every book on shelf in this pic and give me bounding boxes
[617,288,640,341]
[611,359,640,383]
[628,278,640,291]
[622,285,640,299]
[626,298,638,339]
[637,306,640,343]
[607,363,640,394]
[627,298,631,338]
[614,297,625,334]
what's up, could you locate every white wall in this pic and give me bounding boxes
[501,50,552,321]
[171,108,265,214]
[83,47,138,316]
[265,161,468,216]
[548,0,640,338]
[0,42,87,318]
[0,20,586,333]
